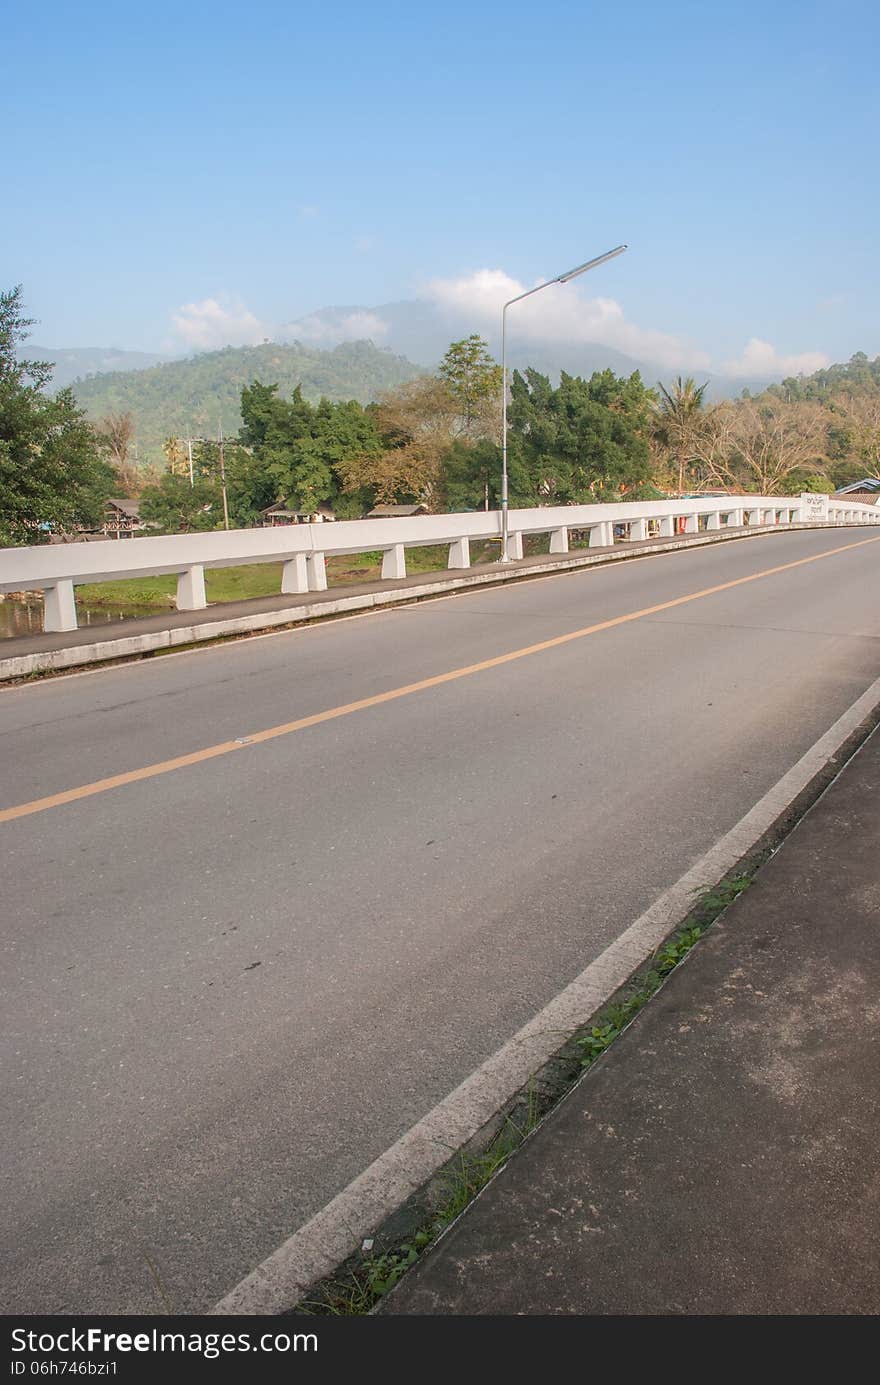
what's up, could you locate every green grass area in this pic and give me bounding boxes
[74,541,502,611]
[75,563,285,609]
[75,575,177,609]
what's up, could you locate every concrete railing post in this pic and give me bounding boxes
[629,517,648,540]
[659,515,674,537]
[281,554,309,594]
[684,513,699,533]
[381,544,406,580]
[177,564,207,611]
[306,552,327,591]
[43,579,78,633]
[706,512,721,530]
[506,531,524,560]
[447,536,471,569]
[549,526,569,554]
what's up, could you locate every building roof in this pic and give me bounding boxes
[261,500,335,516]
[834,477,880,498]
[367,504,428,518]
[105,498,141,518]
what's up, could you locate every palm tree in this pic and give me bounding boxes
[654,377,709,495]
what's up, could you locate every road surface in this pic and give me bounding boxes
[2,527,879,1312]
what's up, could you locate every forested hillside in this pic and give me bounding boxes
[764,351,880,402]
[70,340,421,462]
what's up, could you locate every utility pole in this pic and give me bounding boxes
[187,437,194,489]
[218,422,230,530]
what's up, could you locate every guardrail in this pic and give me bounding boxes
[1,493,877,632]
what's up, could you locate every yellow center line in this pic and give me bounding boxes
[3,533,879,825]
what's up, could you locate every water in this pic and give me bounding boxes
[0,596,170,639]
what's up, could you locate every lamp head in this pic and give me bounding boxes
[556,244,628,283]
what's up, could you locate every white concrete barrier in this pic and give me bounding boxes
[1,494,877,632]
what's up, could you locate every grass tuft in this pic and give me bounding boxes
[577,875,752,1068]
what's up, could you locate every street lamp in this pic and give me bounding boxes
[500,244,628,561]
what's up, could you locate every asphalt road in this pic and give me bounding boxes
[2,528,879,1313]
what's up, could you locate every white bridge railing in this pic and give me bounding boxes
[1,493,877,633]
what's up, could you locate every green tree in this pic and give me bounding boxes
[138,472,221,533]
[780,468,831,495]
[441,438,502,511]
[240,381,382,514]
[438,335,502,440]
[188,439,275,528]
[653,376,709,494]
[0,286,114,545]
[506,367,654,504]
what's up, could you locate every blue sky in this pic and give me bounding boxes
[4,0,878,375]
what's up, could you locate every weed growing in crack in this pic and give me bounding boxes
[578,874,753,1068]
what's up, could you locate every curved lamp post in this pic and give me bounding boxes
[500,244,628,561]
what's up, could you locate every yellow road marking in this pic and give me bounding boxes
[3,533,879,825]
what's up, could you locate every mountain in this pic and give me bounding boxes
[59,296,807,466]
[27,345,171,391]
[69,340,422,463]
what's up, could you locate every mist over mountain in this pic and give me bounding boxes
[280,299,775,400]
[27,345,171,390]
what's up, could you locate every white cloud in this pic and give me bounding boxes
[722,337,831,379]
[423,268,710,371]
[167,296,391,353]
[284,311,390,345]
[171,297,268,351]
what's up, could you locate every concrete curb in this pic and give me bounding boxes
[0,523,845,681]
[210,670,880,1315]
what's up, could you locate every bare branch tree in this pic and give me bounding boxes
[95,411,135,468]
[832,393,880,476]
[694,399,828,494]
[339,377,459,508]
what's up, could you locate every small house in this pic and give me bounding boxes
[833,478,880,504]
[102,499,144,538]
[366,504,429,518]
[260,501,336,526]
